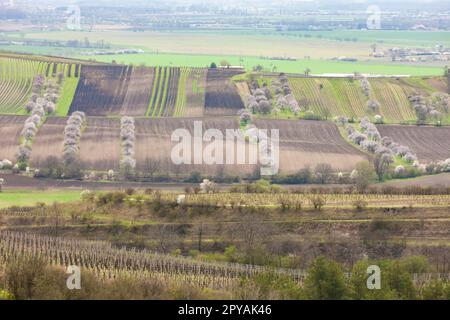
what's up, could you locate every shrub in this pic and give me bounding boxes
[308,194,327,210]
[303,256,348,300]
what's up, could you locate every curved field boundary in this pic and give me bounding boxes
[377,124,450,163]
[399,77,439,95]
[0,115,28,161]
[235,81,251,102]
[205,69,245,116]
[0,57,48,114]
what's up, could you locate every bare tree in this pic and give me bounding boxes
[49,204,65,237]
[143,158,161,180]
[315,163,333,184]
[236,214,272,264]
[155,224,177,254]
[353,161,376,193]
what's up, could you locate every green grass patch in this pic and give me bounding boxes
[56,75,80,116]
[0,190,82,209]
[78,52,444,77]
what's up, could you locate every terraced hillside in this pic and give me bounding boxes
[0,54,82,116]
[377,125,450,163]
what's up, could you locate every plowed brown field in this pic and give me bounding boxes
[69,65,131,116]
[0,115,26,161]
[0,115,367,174]
[79,117,121,170]
[254,119,367,173]
[121,66,155,116]
[377,125,450,162]
[134,117,254,175]
[30,117,66,168]
[205,69,245,116]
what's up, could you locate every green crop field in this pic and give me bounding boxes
[280,30,450,46]
[144,66,182,117]
[17,29,450,57]
[284,75,447,123]
[0,57,48,114]
[174,67,189,117]
[147,66,168,117]
[81,52,443,77]
[55,64,81,116]
[289,77,370,120]
[4,29,447,76]
[369,78,418,123]
[0,190,81,208]
[173,67,207,117]
[2,44,443,76]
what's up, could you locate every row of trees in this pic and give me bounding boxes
[61,112,86,179]
[15,74,63,170]
[120,117,136,178]
[16,76,46,169]
[340,116,421,181]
